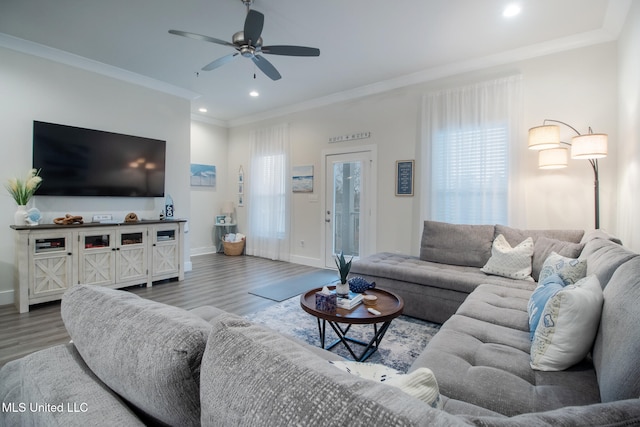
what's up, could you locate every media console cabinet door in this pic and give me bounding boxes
[152,224,180,279]
[28,231,75,303]
[78,229,117,287]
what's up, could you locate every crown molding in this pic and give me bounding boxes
[190,113,228,128]
[0,32,201,101]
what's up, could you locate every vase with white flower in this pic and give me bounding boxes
[6,169,42,225]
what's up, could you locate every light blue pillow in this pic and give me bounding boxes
[537,252,586,285]
[528,273,565,341]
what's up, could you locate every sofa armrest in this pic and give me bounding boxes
[0,344,145,427]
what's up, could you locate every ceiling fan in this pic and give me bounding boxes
[169,0,320,81]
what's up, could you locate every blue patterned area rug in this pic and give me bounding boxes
[245,297,441,373]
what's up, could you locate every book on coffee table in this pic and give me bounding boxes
[335,291,363,310]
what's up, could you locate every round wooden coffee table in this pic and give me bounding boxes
[300,286,404,361]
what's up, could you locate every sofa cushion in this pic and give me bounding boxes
[530,275,603,371]
[351,253,535,295]
[420,220,495,268]
[200,313,462,426]
[0,344,145,427]
[411,284,600,416]
[592,256,640,402]
[530,237,584,281]
[495,225,584,247]
[481,235,534,280]
[61,285,212,427]
[581,237,636,289]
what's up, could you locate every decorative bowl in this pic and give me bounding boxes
[362,295,378,306]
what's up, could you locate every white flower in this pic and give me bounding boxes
[5,169,43,206]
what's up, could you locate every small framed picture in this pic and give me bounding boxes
[215,215,226,224]
[395,160,414,196]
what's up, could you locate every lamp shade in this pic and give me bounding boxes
[571,134,608,159]
[221,201,234,215]
[528,125,561,150]
[539,147,568,169]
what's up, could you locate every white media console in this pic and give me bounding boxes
[10,219,186,313]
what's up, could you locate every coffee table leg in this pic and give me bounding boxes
[324,321,393,362]
[316,318,326,348]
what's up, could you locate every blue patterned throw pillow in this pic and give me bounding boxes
[538,252,586,285]
[528,273,565,340]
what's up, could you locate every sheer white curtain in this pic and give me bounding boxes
[420,75,522,225]
[246,123,291,261]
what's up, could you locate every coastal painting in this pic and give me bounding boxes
[190,163,216,188]
[292,165,313,193]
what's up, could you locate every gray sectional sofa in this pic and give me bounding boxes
[1,221,640,426]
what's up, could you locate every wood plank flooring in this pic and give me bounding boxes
[0,253,325,368]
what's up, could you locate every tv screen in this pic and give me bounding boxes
[32,121,166,197]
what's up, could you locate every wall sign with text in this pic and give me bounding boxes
[395,160,414,196]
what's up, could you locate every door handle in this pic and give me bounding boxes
[325,219,331,223]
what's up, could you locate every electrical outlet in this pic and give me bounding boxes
[300,240,305,247]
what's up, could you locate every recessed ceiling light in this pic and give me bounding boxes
[249,91,259,97]
[198,107,207,113]
[503,4,521,17]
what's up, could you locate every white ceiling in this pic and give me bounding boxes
[0,0,631,126]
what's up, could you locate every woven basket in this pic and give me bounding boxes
[223,239,245,256]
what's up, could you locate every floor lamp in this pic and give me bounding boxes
[528,119,608,229]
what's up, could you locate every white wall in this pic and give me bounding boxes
[616,1,640,252]
[227,42,619,267]
[190,120,229,255]
[0,46,191,304]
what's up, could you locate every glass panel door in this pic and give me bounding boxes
[325,150,374,269]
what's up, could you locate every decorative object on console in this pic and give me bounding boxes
[165,194,174,218]
[334,251,353,297]
[5,168,42,225]
[528,119,608,228]
[26,208,41,226]
[53,214,84,225]
[348,276,376,293]
[125,212,139,223]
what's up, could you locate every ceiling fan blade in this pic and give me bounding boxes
[168,30,235,48]
[251,55,281,81]
[202,53,239,71]
[244,9,264,45]
[261,45,320,57]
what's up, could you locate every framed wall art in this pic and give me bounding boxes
[395,160,414,196]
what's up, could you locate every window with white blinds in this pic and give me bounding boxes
[431,126,509,224]
[422,75,521,225]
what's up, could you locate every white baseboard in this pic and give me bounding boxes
[190,246,217,256]
[0,289,14,306]
[184,260,193,272]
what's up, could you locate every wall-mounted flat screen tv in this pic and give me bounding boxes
[33,121,166,197]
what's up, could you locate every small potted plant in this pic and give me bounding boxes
[5,169,42,225]
[334,251,353,297]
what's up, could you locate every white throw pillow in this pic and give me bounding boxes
[329,361,442,409]
[481,234,534,280]
[530,275,603,371]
